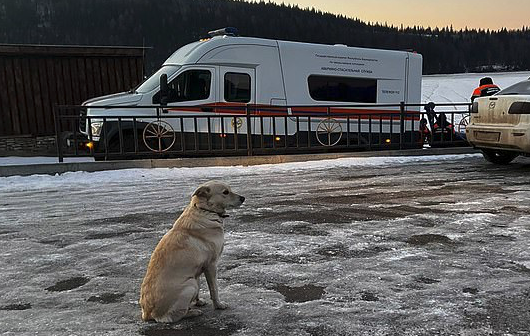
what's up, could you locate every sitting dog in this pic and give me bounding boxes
[140,181,245,323]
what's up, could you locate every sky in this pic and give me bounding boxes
[263,0,530,30]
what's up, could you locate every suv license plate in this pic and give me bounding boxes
[475,131,500,142]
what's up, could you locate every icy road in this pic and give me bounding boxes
[1,154,530,336]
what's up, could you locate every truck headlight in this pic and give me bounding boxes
[90,122,103,136]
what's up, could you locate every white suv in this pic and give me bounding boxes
[467,79,530,164]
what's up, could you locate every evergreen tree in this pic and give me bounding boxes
[0,0,528,75]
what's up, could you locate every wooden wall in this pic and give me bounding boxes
[0,45,146,137]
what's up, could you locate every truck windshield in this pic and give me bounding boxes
[497,80,530,96]
[135,65,180,93]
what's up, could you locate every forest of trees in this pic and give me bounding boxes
[1,0,530,75]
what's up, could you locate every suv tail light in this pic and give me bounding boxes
[508,102,530,114]
[471,101,479,113]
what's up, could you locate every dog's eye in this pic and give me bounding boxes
[223,190,229,195]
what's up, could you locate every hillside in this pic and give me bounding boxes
[1,0,530,74]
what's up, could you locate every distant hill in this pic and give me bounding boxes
[1,0,529,75]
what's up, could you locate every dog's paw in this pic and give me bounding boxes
[194,298,207,307]
[213,301,228,310]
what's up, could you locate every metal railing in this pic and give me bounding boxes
[53,102,472,161]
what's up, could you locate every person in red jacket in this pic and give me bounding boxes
[471,77,500,102]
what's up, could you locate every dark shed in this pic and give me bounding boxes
[0,44,147,137]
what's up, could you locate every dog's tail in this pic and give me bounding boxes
[141,307,152,322]
[139,296,155,322]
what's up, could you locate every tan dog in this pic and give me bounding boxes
[140,181,244,323]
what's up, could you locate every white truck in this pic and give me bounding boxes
[81,28,423,153]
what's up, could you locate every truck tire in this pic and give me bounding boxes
[96,131,147,160]
[481,149,518,164]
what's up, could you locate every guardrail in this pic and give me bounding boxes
[53,102,471,161]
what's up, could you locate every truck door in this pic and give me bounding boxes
[164,66,218,110]
[162,66,218,134]
[219,67,256,137]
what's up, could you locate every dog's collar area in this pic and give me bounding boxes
[194,204,228,218]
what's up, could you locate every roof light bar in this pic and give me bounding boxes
[208,27,239,37]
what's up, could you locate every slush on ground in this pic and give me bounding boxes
[1,154,530,335]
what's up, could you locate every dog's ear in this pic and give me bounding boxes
[193,186,210,199]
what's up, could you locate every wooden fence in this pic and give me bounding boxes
[0,44,147,137]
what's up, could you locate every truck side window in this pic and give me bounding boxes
[153,69,211,104]
[308,75,377,103]
[224,72,251,103]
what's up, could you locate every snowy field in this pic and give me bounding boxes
[422,71,530,110]
[2,154,530,335]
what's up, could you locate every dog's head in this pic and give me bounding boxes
[192,181,245,216]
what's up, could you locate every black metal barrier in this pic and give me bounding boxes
[53,102,472,161]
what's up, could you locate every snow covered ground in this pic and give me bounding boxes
[2,72,530,335]
[0,156,94,166]
[2,154,530,335]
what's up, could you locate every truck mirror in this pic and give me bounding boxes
[159,74,169,106]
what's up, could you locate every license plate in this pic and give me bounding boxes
[475,131,500,142]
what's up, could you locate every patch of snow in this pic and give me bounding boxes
[0,156,94,166]
[0,154,480,191]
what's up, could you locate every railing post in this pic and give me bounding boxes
[399,101,405,150]
[246,104,253,156]
[53,105,64,163]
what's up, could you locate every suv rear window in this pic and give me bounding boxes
[497,80,530,96]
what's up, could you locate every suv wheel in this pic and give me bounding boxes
[481,149,519,164]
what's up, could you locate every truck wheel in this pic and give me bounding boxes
[96,132,142,160]
[481,149,518,164]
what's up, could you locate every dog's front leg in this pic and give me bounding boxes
[204,263,227,309]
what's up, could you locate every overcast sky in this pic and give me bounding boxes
[263,0,530,30]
